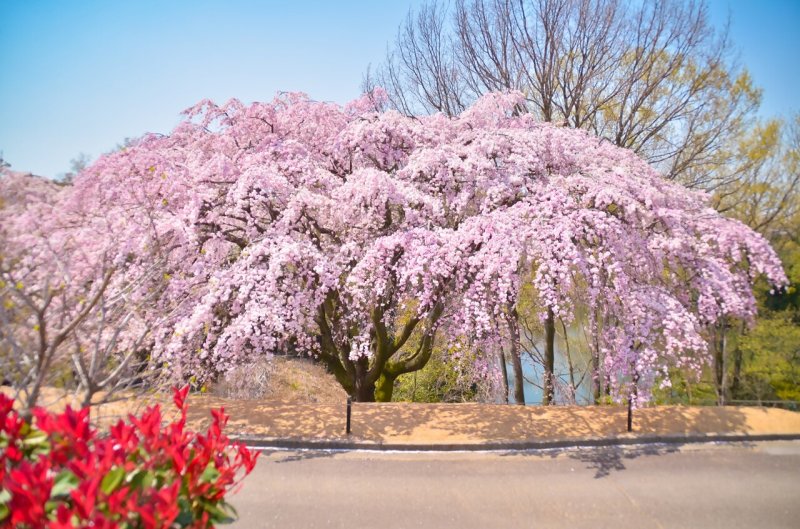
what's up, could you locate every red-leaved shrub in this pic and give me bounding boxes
[0,386,258,528]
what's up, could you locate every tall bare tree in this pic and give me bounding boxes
[373,0,759,190]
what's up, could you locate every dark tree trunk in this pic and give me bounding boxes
[628,367,640,432]
[731,346,743,398]
[507,308,525,405]
[730,321,747,397]
[592,348,601,404]
[498,347,510,404]
[509,345,525,405]
[713,320,729,406]
[354,381,377,402]
[592,309,602,404]
[353,356,376,402]
[543,308,556,405]
[316,296,445,403]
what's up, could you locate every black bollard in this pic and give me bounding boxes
[346,397,352,435]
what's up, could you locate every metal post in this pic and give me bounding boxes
[346,397,352,435]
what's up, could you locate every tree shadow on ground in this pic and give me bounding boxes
[565,444,681,478]
[264,449,339,464]
[631,406,750,436]
[497,443,684,478]
[565,440,760,478]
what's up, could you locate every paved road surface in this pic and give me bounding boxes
[229,441,800,529]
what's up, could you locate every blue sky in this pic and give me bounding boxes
[1,0,798,178]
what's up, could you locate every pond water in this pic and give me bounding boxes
[504,341,594,405]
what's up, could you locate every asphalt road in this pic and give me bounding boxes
[229,441,800,529]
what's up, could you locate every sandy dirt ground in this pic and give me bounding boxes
[190,398,800,444]
[6,387,800,445]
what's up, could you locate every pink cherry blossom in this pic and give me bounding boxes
[1,90,786,403]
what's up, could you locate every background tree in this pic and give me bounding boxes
[373,0,758,190]
[650,113,800,406]
[0,170,170,412]
[370,0,772,403]
[60,152,92,184]
[710,114,800,404]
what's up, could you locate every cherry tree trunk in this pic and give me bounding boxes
[730,321,747,398]
[509,346,525,405]
[374,374,396,402]
[592,349,602,404]
[543,308,556,405]
[507,309,525,405]
[498,348,510,404]
[352,357,377,402]
[713,321,729,406]
[353,379,377,402]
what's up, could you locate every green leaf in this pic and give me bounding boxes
[223,502,238,521]
[0,502,8,521]
[100,467,125,495]
[204,502,237,524]
[126,468,144,488]
[200,461,221,484]
[0,489,10,504]
[174,497,195,527]
[125,468,156,490]
[51,470,79,497]
[142,470,156,489]
[22,429,47,444]
[174,506,194,527]
[18,422,31,437]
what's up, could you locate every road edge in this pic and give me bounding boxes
[231,432,800,451]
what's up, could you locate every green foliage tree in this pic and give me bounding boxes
[658,114,800,406]
[393,345,486,403]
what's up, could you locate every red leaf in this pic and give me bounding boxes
[173,384,190,412]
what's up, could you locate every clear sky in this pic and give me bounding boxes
[1,0,798,178]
